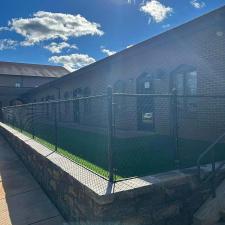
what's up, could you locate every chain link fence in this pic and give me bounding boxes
[113,93,175,179]
[177,95,225,168]
[3,94,110,181]
[2,89,225,182]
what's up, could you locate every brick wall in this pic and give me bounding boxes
[21,7,225,141]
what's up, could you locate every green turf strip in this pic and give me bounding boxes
[7,122,225,180]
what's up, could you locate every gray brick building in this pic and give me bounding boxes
[18,6,225,140]
[2,6,224,142]
[0,61,69,107]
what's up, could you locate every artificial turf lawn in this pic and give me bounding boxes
[9,122,225,180]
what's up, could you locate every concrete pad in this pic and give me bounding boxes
[31,215,66,225]
[0,151,18,162]
[0,161,27,182]
[0,189,60,225]
[0,133,65,225]
[0,171,39,199]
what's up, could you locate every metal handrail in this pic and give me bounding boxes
[197,132,225,175]
[197,131,225,197]
[203,160,225,184]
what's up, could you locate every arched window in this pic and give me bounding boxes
[83,87,91,97]
[136,73,154,94]
[0,101,2,121]
[45,96,50,118]
[171,65,197,112]
[72,88,82,123]
[136,73,154,130]
[75,88,82,97]
[64,91,69,99]
[64,91,70,114]
[83,87,91,113]
[113,80,125,93]
[113,80,126,116]
[172,67,197,95]
[48,95,55,119]
[9,99,24,106]
[73,89,77,98]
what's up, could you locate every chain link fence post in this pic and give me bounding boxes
[12,109,15,128]
[211,148,216,197]
[107,86,114,183]
[31,103,35,139]
[172,88,180,169]
[54,102,58,151]
[19,108,23,133]
[0,106,3,123]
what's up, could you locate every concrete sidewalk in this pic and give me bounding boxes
[0,135,65,225]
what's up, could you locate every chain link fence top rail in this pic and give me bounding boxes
[2,92,225,182]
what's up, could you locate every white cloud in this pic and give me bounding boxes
[140,0,173,23]
[0,39,18,50]
[101,47,117,56]
[49,53,96,71]
[0,27,10,32]
[44,42,77,53]
[190,0,206,9]
[6,11,104,46]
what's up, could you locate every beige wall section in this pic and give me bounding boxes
[0,75,55,88]
[0,75,56,107]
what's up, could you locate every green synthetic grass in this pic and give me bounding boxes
[8,122,225,180]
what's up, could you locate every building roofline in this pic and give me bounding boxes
[0,61,68,70]
[0,73,58,79]
[0,61,70,79]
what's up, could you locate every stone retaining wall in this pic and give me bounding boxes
[0,122,218,225]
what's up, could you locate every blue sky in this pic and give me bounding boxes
[0,0,224,71]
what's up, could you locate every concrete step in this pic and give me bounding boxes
[193,179,225,225]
